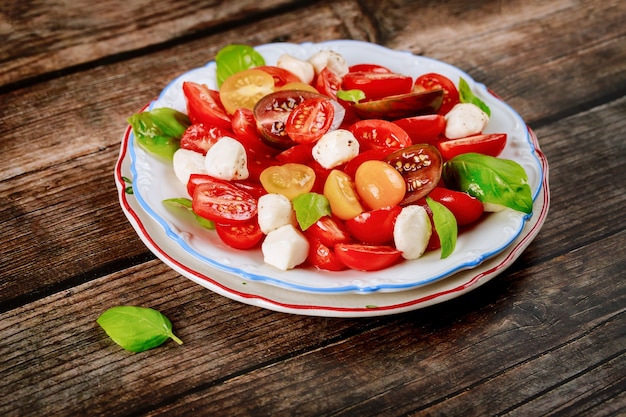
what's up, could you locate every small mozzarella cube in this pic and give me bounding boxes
[393,205,432,260]
[204,136,249,180]
[307,50,349,77]
[312,129,360,169]
[276,54,315,84]
[172,148,207,185]
[262,224,310,270]
[444,103,489,139]
[258,193,295,234]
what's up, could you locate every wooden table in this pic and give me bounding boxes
[1,0,624,415]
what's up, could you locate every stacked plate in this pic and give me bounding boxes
[115,40,549,317]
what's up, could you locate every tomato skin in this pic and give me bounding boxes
[180,123,231,155]
[255,65,300,87]
[334,243,402,271]
[342,72,413,100]
[349,119,412,152]
[351,89,444,120]
[187,174,266,199]
[345,206,401,245]
[285,97,335,144]
[215,220,264,250]
[384,144,443,205]
[427,187,484,226]
[259,163,316,200]
[306,237,347,271]
[231,108,279,157]
[354,160,406,210]
[348,64,392,74]
[437,133,507,160]
[314,67,342,99]
[414,73,460,115]
[342,148,393,179]
[183,81,232,130]
[192,178,257,224]
[392,114,446,145]
[304,216,352,248]
[276,143,315,164]
[323,170,364,220]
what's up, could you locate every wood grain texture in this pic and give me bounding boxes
[0,0,624,415]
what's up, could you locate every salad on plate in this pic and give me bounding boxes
[125,40,540,293]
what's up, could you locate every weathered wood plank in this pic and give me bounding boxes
[0,0,308,87]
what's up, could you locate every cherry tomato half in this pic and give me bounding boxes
[427,187,484,226]
[345,205,402,245]
[230,108,279,157]
[348,64,392,74]
[342,72,413,100]
[306,237,347,271]
[255,65,301,87]
[254,90,325,149]
[354,160,406,210]
[180,123,231,155]
[352,89,443,120]
[392,114,446,145]
[219,69,275,115]
[334,243,402,272]
[285,97,335,144]
[349,119,412,152]
[437,133,507,160]
[384,144,443,205]
[215,220,264,250]
[323,169,364,220]
[314,67,342,99]
[304,215,352,248]
[259,163,316,200]
[414,73,460,115]
[182,81,232,130]
[192,178,257,224]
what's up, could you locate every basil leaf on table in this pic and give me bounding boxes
[163,197,215,229]
[442,153,533,214]
[97,306,183,353]
[426,197,458,259]
[127,107,190,160]
[292,192,332,231]
[458,77,491,117]
[215,44,266,88]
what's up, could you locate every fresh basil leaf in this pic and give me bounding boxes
[458,77,491,117]
[215,44,265,88]
[442,153,533,214]
[426,197,457,259]
[337,89,366,104]
[128,107,190,160]
[97,306,183,353]
[163,198,215,229]
[292,192,331,231]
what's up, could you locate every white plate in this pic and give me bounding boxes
[116,125,549,317]
[124,40,547,295]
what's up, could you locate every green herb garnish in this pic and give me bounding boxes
[458,77,491,117]
[292,192,332,231]
[215,44,265,87]
[127,107,190,160]
[163,198,215,229]
[426,197,458,259]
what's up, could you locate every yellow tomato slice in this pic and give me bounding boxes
[323,170,364,220]
[354,160,406,210]
[219,69,275,114]
[259,163,316,200]
[278,82,319,93]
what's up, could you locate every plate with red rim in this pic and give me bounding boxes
[118,40,549,301]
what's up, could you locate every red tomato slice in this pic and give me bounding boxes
[392,114,446,145]
[182,81,232,130]
[384,144,443,205]
[348,64,392,73]
[414,73,460,115]
[334,243,402,271]
[437,133,507,160]
[255,65,301,87]
[304,216,352,248]
[306,237,347,271]
[342,148,393,179]
[276,143,315,164]
[285,97,335,144]
[192,178,257,224]
[215,220,264,250]
[349,119,412,152]
[314,67,342,99]
[231,108,278,157]
[344,206,401,245]
[427,187,484,226]
[180,123,231,155]
[342,72,413,100]
[187,174,266,200]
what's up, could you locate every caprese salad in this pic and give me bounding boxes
[128,44,532,272]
